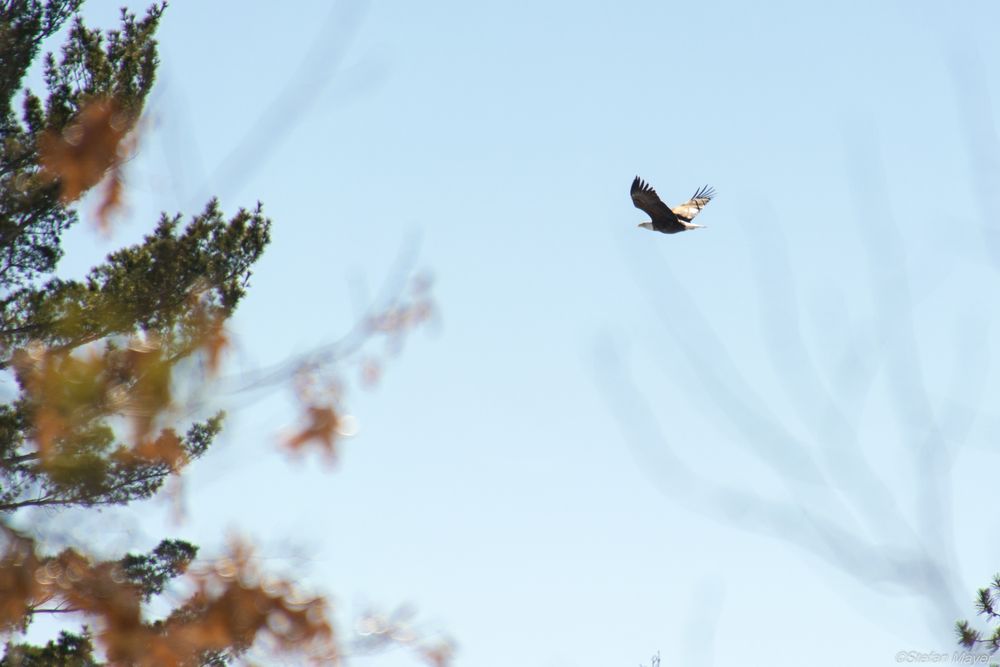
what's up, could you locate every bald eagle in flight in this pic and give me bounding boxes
[631,176,715,234]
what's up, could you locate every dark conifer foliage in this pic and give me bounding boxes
[0,4,442,665]
[957,575,1000,656]
[0,0,269,520]
[0,2,162,289]
[1,629,100,666]
[0,3,283,663]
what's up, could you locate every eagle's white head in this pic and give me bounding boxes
[637,222,654,231]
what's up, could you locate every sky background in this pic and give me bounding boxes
[16,0,1000,665]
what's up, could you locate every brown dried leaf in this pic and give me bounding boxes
[122,428,188,472]
[94,166,125,233]
[38,98,132,204]
[0,531,44,631]
[286,405,340,460]
[422,642,455,667]
[201,315,230,376]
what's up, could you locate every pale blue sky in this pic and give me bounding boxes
[23,0,1000,665]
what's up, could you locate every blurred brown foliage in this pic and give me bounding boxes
[3,3,446,664]
[38,98,135,231]
[0,528,340,665]
[283,273,436,462]
[5,291,443,662]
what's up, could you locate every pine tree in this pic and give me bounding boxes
[956,575,1000,657]
[0,3,444,664]
[0,2,334,663]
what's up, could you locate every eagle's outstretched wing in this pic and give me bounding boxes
[671,185,716,222]
[631,176,677,224]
